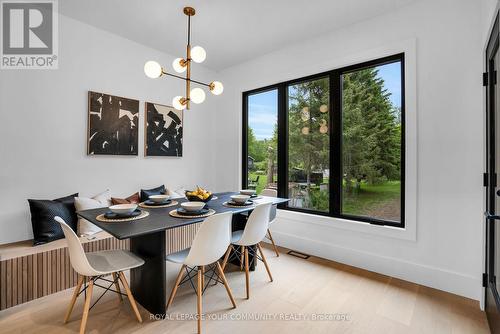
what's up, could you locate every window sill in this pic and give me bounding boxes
[276,208,416,241]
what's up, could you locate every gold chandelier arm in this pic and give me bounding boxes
[162,70,211,87]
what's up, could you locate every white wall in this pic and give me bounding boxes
[0,15,218,244]
[214,0,485,300]
[482,0,499,46]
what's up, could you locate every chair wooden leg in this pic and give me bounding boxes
[221,245,233,272]
[267,229,280,257]
[64,275,84,324]
[240,246,245,271]
[79,277,94,334]
[197,267,203,334]
[244,247,250,299]
[216,262,236,308]
[118,271,143,323]
[257,243,273,282]
[167,265,185,310]
[112,273,123,302]
[201,266,205,289]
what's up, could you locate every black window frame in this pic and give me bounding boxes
[242,53,405,228]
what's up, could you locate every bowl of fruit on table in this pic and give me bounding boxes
[185,187,213,203]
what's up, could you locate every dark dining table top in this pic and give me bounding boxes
[77,192,288,240]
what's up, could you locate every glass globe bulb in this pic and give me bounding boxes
[172,96,187,110]
[144,61,163,79]
[172,58,187,73]
[209,81,224,95]
[191,46,206,63]
[190,88,206,104]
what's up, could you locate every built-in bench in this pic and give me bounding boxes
[0,223,201,311]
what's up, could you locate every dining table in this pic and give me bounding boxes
[77,191,289,317]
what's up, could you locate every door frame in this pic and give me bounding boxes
[485,10,500,331]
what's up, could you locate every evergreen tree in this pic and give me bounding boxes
[342,67,401,191]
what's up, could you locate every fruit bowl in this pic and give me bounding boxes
[185,187,213,203]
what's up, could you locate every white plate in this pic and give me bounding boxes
[239,189,256,196]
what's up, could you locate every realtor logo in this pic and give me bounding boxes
[1,0,58,69]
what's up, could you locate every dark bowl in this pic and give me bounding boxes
[185,191,213,203]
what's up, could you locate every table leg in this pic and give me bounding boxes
[129,231,167,317]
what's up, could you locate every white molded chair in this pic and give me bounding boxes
[221,203,273,299]
[166,211,236,334]
[54,216,144,334]
[260,188,280,256]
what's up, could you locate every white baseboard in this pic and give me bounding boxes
[271,230,481,301]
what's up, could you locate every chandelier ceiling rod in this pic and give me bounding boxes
[185,7,192,109]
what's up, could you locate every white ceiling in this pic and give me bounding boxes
[59,0,417,71]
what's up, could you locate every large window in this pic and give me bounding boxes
[244,89,278,194]
[243,54,405,227]
[288,77,330,211]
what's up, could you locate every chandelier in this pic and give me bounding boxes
[143,6,223,110]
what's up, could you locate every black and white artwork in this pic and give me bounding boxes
[87,91,139,155]
[145,102,183,157]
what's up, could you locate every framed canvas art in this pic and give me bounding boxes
[87,91,139,155]
[145,102,183,157]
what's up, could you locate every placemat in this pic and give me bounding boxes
[169,208,216,219]
[96,210,150,223]
[138,200,178,209]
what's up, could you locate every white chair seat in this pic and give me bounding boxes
[166,248,191,264]
[231,230,244,244]
[54,216,145,331]
[86,250,145,275]
[165,211,236,334]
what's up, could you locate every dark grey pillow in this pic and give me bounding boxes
[28,193,78,246]
[140,185,166,202]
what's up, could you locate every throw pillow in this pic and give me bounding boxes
[111,192,140,205]
[28,193,78,246]
[75,190,111,236]
[140,185,166,202]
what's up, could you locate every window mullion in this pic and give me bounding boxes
[331,70,342,216]
[277,84,288,204]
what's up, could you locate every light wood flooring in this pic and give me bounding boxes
[0,244,490,334]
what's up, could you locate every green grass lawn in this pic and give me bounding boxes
[248,172,400,219]
[342,181,401,219]
[248,172,269,194]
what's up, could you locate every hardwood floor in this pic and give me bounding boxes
[0,244,489,333]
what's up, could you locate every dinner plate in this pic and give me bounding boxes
[228,199,254,206]
[144,199,172,206]
[176,207,209,216]
[104,209,142,219]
